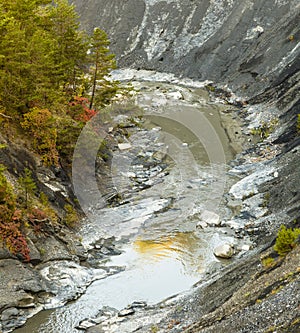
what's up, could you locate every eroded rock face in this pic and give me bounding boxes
[73,0,299,97]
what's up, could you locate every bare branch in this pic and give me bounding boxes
[0,112,12,119]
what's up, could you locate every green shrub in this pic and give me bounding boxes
[274,225,300,256]
[297,114,300,134]
[64,204,78,227]
[250,118,278,139]
[261,256,275,268]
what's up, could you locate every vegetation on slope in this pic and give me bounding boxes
[0,0,126,260]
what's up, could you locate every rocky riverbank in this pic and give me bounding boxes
[78,82,300,333]
[3,76,251,333]
[0,110,149,332]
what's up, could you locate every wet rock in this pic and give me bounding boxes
[38,260,95,306]
[214,243,235,259]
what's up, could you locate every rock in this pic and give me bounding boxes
[108,127,114,133]
[200,210,221,226]
[214,243,235,259]
[166,91,183,99]
[227,198,243,215]
[240,244,251,251]
[17,295,35,308]
[35,236,72,262]
[130,301,147,308]
[118,308,135,317]
[245,25,264,40]
[225,220,243,230]
[118,143,132,150]
[197,221,208,229]
[77,318,98,330]
[27,239,42,265]
[0,259,43,311]
[1,307,19,321]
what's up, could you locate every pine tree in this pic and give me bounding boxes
[88,27,119,110]
[49,0,89,97]
[18,168,37,209]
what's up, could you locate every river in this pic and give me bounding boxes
[13,71,244,333]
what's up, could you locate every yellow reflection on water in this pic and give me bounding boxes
[134,232,207,275]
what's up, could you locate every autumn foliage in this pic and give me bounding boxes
[0,165,30,262]
[68,96,97,123]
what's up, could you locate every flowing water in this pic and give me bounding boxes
[14,72,241,333]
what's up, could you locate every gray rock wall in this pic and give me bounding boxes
[73,0,300,97]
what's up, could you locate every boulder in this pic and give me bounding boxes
[214,243,235,259]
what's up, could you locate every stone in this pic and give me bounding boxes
[196,221,208,229]
[200,210,220,226]
[130,301,147,308]
[240,244,251,251]
[214,243,235,259]
[1,307,19,321]
[166,91,183,100]
[77,318,97,330]
[118,308,135,317]
[17,295,35,308]
[27,239,42,265]
[225,220,243,230]
[118,143,132,150]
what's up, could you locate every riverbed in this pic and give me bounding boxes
[13,71,247,333]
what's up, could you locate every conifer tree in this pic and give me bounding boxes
[49,0,89,97]
[88,27,118,110]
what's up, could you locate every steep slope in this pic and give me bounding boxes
[74,0,300,97]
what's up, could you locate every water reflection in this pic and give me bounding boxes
[134,232,209,275]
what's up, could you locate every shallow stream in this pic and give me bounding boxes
[14,71,243,333]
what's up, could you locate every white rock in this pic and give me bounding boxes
[200,210,221,226]
[214,243,235,259]
[77,319,97,329]
[197,221,208,229]
[273,171,278,178]
[108,127,114,133]
[241,244,251,251]
[225,220,242,230]
[166,91,183,100]
[118,143,132,150]
[118,308,135,317]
